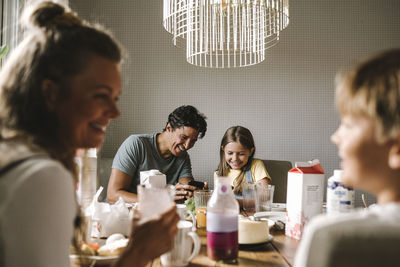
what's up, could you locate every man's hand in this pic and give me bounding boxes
[203,181,209,189]
[174,183,197,203]
[174,179,208,203]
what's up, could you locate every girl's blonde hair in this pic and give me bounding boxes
[217,126,255,194]
[335,49,400,143]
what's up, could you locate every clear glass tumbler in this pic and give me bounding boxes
[193,189,213,228]
[242,183,257,212]
[137,184,175,222]
[255,184,275,212]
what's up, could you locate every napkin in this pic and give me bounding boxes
[85,186,133,238]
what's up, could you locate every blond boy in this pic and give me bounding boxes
[294,49,400,267]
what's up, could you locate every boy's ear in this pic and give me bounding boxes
[41,79,59,110]
[388,135,400,169]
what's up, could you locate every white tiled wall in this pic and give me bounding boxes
[71,0,400,206]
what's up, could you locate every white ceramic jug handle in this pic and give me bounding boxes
[188,210,196,230]
[187,231,200,262]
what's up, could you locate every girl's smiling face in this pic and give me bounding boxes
[223,141,254,170]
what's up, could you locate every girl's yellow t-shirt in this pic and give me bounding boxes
[214,158,271,187]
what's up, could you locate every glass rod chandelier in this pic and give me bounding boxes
[163,0,289,68]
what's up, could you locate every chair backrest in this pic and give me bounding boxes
[261,159,292,203]
[304,218,400,267]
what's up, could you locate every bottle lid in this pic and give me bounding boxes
[215,176,231,185]
[334,169,343,178]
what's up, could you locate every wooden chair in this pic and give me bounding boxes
[261,159,292,203]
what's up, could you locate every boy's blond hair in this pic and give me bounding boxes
[335,49,400,143]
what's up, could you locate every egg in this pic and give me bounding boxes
[106,233,126,245]
[98,234,129,256]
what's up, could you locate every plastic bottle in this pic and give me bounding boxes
[207,176,239,262]
[79,148,97,212]
[326,170,355,214]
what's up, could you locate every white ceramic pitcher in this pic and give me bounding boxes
[160,220,200,266]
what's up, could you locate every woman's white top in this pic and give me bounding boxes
[0,156,77,267]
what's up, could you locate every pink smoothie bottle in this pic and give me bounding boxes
[207,177,239,263]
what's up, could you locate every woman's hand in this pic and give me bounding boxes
[117,205,180,267]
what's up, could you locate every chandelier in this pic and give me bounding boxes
[163,0,289,68]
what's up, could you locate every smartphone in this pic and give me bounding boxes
[189,180,205,189]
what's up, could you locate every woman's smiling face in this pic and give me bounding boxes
[223,141,254,170]
[55,55,122,149]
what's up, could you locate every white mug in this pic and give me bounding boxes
[176,204,196,230]
[161,221,200,267]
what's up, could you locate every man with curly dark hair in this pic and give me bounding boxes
[107,105,207,203]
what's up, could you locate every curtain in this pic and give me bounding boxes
[1,0,69,64]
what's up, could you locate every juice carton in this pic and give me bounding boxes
[140,169,167,188]
[285,159,324,240]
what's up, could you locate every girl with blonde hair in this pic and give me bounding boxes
[216,126,271,206]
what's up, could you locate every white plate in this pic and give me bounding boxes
[239,215,275,229]
[271,203,286,211]
[257,218,275,229]
[254,211,286,223]
[239,234,274,246]
[69,254,118,265]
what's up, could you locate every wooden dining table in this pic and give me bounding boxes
[149,211,300,267]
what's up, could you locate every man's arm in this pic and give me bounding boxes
[107,168,138,203]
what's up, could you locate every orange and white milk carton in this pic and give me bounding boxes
[285,159,324,240]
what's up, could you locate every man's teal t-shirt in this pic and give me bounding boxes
[111,133,193,194]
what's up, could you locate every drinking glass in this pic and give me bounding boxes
[193,190,212,228]
[255,184,275,212]
[242,183,256,212]
[137,184,175,221]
